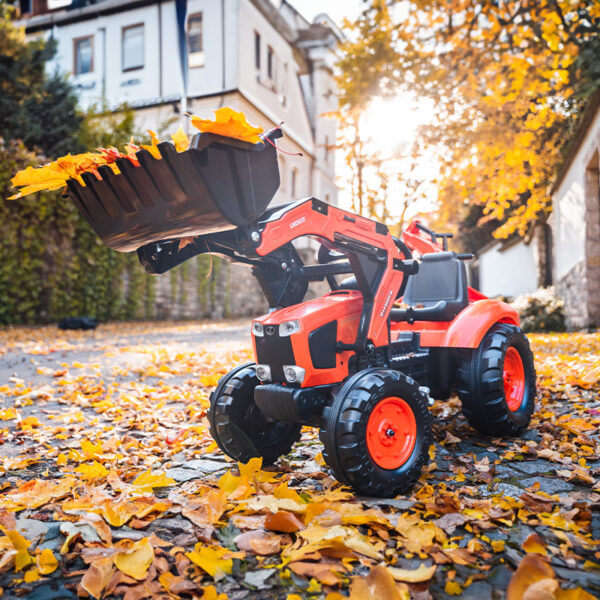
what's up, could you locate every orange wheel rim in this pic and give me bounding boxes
[366,397,417,470]
[504,347,525,411]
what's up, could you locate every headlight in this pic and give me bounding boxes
[255,364,271,382]
[283,365,305,384]
[252,322,264,336]
[279,320,300,336]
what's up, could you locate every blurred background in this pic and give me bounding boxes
[1,0,599,332]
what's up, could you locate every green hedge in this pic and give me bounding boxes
[0,139,226,325]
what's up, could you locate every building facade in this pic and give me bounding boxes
[16,0,341,319]
[17,0,339,211]
[474,225,552,300]
[551,93,600,330]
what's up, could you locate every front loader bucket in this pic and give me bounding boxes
[65,132,280,252]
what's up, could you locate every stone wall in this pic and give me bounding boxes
[556,261,589,330]
[585,162,600,328]
[150,256,267,321]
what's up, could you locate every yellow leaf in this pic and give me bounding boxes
[100,500,136,527]
[74,461,108,481]
[56,453,67,466]
[522,532,547,556]
[388,564,436,583]
[113,538,154,580]
[80,439,103,459]
[202,585,228,600]
[274,482,303,503]
[130,470,176,494]
[186,544,233,579]
[445,580,462,595]
[171,126,190,152]
[142,130,163,159]
[24,567,40,583]
[37,548,58,575]
[191,107,264,144]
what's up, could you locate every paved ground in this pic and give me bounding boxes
[0,322,598,599]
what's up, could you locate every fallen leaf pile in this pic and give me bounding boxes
[9,107,264,199]
[0,323,598,599]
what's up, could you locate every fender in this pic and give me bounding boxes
[443,300,519,349]
[390,299,519,348]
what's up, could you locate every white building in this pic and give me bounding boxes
[551,92,600,329]
[17,0,340,212]
[475,225,552,299]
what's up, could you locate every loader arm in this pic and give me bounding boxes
[252,198,417,353]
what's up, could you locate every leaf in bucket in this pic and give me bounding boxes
[171,126,190,152]
[9,152,112,199]
[142,130,163,159]
[191,107,264,144]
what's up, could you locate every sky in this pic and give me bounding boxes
[289,0,364,27]
[291,0,439,221]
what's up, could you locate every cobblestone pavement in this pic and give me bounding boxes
[0,322,598,599]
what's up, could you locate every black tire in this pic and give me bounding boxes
[208,364,302,465]
[456,323,536,436]
[319,368,433,498]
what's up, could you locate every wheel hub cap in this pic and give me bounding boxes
[366,397,417,470]
[503,347,525,411]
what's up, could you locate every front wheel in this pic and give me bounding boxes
[320,369,433,498]
[208,364,302,465]
[456,324,536,436]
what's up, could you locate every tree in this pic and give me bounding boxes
[339,1,600,246]
[0,8,146,324]
[335,1,433,229]
[0,5,83,158]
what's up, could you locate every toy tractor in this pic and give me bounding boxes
[65,127,536,497]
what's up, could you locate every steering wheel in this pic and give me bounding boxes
[393,237,414,299]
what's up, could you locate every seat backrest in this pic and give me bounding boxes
[403,252,467,308]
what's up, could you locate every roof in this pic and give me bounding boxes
[18,0,342,48]
[551,90,600,194]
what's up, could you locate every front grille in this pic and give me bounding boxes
[254,329,295,382]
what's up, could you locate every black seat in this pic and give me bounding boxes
[338,276,359,291]
[390,252,468,322]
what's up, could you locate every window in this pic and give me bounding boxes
[74,36,93,75]
[122,24,144,71]
[267,46,274,79]
[291,167,298,198]
[188,13,204,68]
[254,32,261,70]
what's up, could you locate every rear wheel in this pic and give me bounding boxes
[208,364,302,465]
[456,324,536,436]
[320,369,432,497]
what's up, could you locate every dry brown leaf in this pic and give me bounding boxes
[264,510,305,533]
[289,560,343,586]
[507,554,556,600]
[349,565,410,600]
[81,557,115,599]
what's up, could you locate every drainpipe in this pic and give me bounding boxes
[218,0,226,107]
[158,0,163,99]
[99,25,106,100]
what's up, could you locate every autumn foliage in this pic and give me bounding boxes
[339,1,600,241]
[0,323,598,598]
[8,108,264,200]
